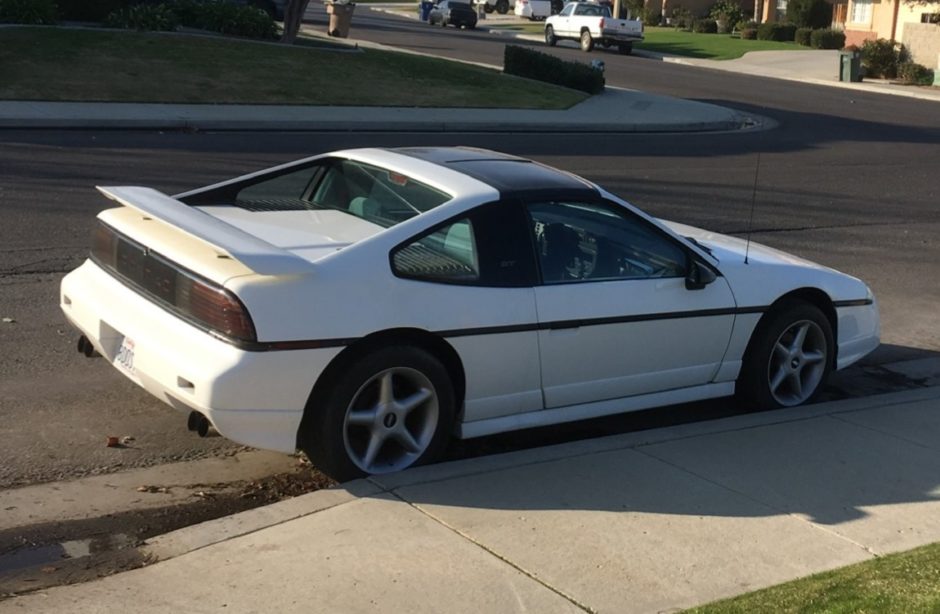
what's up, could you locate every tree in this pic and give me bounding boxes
[786,0,831,28]
[282,0,312,44]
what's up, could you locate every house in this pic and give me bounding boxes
[758,0,939,69]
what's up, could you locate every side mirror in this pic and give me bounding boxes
[685,259,717,290]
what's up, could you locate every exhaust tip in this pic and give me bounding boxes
[77,335,100,358]
[189,412,218,438]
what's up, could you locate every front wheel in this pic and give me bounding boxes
[301,346,455,481]
[495,0,509,13]
[737,300,834,410]
[580,29,594,52]
[545,24,557,46]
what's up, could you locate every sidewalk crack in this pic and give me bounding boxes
[387,489,595,614]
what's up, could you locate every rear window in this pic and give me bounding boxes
[191,157,452,229]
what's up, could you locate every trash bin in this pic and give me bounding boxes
[325,1,356,38]
[420,0,434,21]
[839,49,861,83]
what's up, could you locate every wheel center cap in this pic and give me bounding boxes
[791,358,801,369]
[383,413,398,428]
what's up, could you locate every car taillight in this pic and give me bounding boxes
[90,221,257,343]
[599,17,605,28]
[177,276,256,342]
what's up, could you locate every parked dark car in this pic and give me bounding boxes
[429,0,478,28]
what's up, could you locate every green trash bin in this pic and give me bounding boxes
[839,50,861,83]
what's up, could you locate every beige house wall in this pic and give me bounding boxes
[896,1,940,41]
[902,22,940,68]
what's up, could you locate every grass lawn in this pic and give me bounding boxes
[0,27,585,108]
[638,26,801,60]
[687,542,940,613]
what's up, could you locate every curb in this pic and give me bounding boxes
[138,386,940,565]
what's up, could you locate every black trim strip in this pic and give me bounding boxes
[245,305,771,352]
[833,298,874,307]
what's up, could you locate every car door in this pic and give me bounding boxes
[526,199,736,409]
[554,3,574,35]
[390,201,544,424]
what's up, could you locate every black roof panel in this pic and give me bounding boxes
[394,147,599,201]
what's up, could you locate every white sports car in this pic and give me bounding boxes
[61,147,879,480]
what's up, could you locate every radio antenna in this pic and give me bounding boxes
[744,152,761,265]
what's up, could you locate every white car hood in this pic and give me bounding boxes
[198,206,384,262]
[662,220,871,305]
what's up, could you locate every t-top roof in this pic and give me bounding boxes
[394,147,599,201]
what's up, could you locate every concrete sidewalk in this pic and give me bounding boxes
[5,386,940,613]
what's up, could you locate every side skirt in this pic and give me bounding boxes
[456,382,735,439]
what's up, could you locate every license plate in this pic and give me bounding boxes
[115,336,136,375]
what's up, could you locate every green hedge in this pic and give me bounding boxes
[809,28,844,49]
[786,0,830,28]
[103,0,278,38]
[794,27,812,46]
[57,0,129,21]
[897,61,934,85]
[0,0,58,23]
[504,45,604,95]
[757,22,796,41]
[740,27,757,39]
[860,37,901,78]
[692,18,718,33]
[106,3,178,29]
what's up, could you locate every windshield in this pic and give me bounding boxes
[194,157,452,229]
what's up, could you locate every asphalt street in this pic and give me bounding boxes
[2,8,939,491]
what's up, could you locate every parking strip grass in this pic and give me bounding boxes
[638,27,801,60]
[0,27,585,108]
[686,542,940,613]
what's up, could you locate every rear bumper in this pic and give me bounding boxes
[600,30,644,42]
[60,260,341,453]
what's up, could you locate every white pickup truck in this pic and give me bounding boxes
[544,2,644,54]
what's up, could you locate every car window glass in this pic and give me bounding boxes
[228,158,450,228]
[527,201,687,284]
[393,219,480,283]
[559,4,573,15]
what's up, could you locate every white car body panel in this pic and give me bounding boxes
[515,0,550,19]
[61,147,880,461]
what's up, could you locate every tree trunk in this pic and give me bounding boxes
[281,0,312,44]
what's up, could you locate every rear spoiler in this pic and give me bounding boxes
[97,186,315,276]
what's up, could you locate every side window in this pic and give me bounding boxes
[392,202,537,287]
[393,219,480,283]
[527,201,688,284]
[560,4,573,15]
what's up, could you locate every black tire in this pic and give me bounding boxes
[545,24,557,46]
[301,346,455,482]
[737,299,834,411]
[495,0,509,13]
[580,29,594,52]
[618,42,632,54]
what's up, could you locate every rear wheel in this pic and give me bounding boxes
[545,24,557,46]
[580,29,594,51]
[737,300,834,410]
[302,346,455,482]
[495,0,509,13]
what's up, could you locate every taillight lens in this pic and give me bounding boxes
[90,221,256,343]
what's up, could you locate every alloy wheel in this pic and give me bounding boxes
[766,319,827,406]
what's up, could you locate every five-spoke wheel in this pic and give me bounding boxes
[301,346,455,481]
[738,300,834,410]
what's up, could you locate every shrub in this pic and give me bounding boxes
[794,27,812,46]
[809,28,844,49]
[897,61,933,85]
[57,0,129,21]
[106,3,178,30]
[708,0,742,34]
[757,21,796,41]
[170,0,278,39]
[786,0,830,28]
[0,0,58,24]
[860,38,901,78]
[504,45,604,95]
[641,7,661,24]
[692,18,717,33]
[670,6,693,29]
[740,26,757,39]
